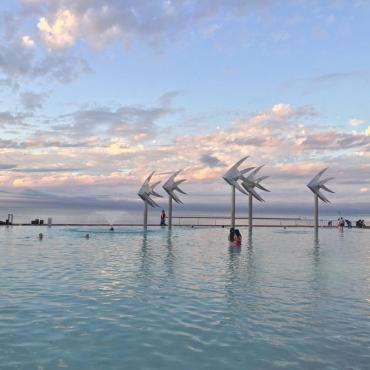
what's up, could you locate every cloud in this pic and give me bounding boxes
[350,118,365,127]
[313,70,370,84]
[38,9,78,49]
[0,111,28,127]
[1,101,370,211]
[300,131,370,150]
[0,164,17,170]
[21,35,35,48]
[12,167,83,173]
[52,91,180,142]
[0,39,90,86]
[25,0,274,50]
[0,10,90,86]
[200,154,225,167]
[0,139,22,148]
[20,91,47,110]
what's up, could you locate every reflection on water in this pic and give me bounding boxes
[138,232,151,282]
[227,246,241,280]
[164,230,175,279]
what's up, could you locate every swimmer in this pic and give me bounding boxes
[110,226,114,231]
[38,233,43,240]
[228,228,237,247]
[234,229,242,246]
[85,234,90,239]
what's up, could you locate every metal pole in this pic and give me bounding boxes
[314,193,318,233]
[144,200,148,229]
[248,192,253,232]
[231,185,236,228]
[168,196,173,229]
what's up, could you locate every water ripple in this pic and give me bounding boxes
[0,226,369,369]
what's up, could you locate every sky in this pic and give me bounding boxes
[0,0,370,217]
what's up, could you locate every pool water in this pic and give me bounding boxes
[1,226,369,370]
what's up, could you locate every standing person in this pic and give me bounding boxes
[160,210,167,226]
[338,217,344,230]
[234,229,242,247]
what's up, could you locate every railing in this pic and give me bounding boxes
[172,216,331,227]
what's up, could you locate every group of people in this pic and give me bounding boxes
[228,228,242,247]
[328,217,367,229]
[355,219,366,228]
[337,217,346,229]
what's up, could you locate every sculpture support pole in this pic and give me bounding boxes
[231,185,236,228]
[144,200,148,230]
[168,196,173,229]
[248,192,253,232]
[314,193,318,233]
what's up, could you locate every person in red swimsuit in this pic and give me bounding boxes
[160,210,167,226]
[234,229,242,246]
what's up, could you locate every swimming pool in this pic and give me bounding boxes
[1,226,369,369]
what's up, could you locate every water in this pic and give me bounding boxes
[0,226,369,370]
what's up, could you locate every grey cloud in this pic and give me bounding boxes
[32,54,91,83]
[23,0,273,49]
[158,91,183,106]
[338,179,370,185]
[313,70,370,84]
[282,70,370,94]
[20,91,48,110]
[200,154,224,167]
[232,137,269,146]
[53,92,179,140]
[300,132,370,150]
[12,167,84,173]
[0,138,22,148]
[21,136,95,148]
[0,14,91,86]
[0,111,28,127]
[0,163,17,170]
[0,43,33,79]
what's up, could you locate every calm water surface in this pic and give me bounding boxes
[0,226,369,370]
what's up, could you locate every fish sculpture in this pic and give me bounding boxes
[163,170,186,204]
[307,168,334,203]
[222,156,254,195]
[138,171,163,207]
[241,165,270,202]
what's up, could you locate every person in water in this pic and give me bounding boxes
[160,210,167,226]
[228,228,235,247]
[228,228,241,247]
[234,229,242,246]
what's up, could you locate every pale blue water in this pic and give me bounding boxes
[0,226,369,370]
